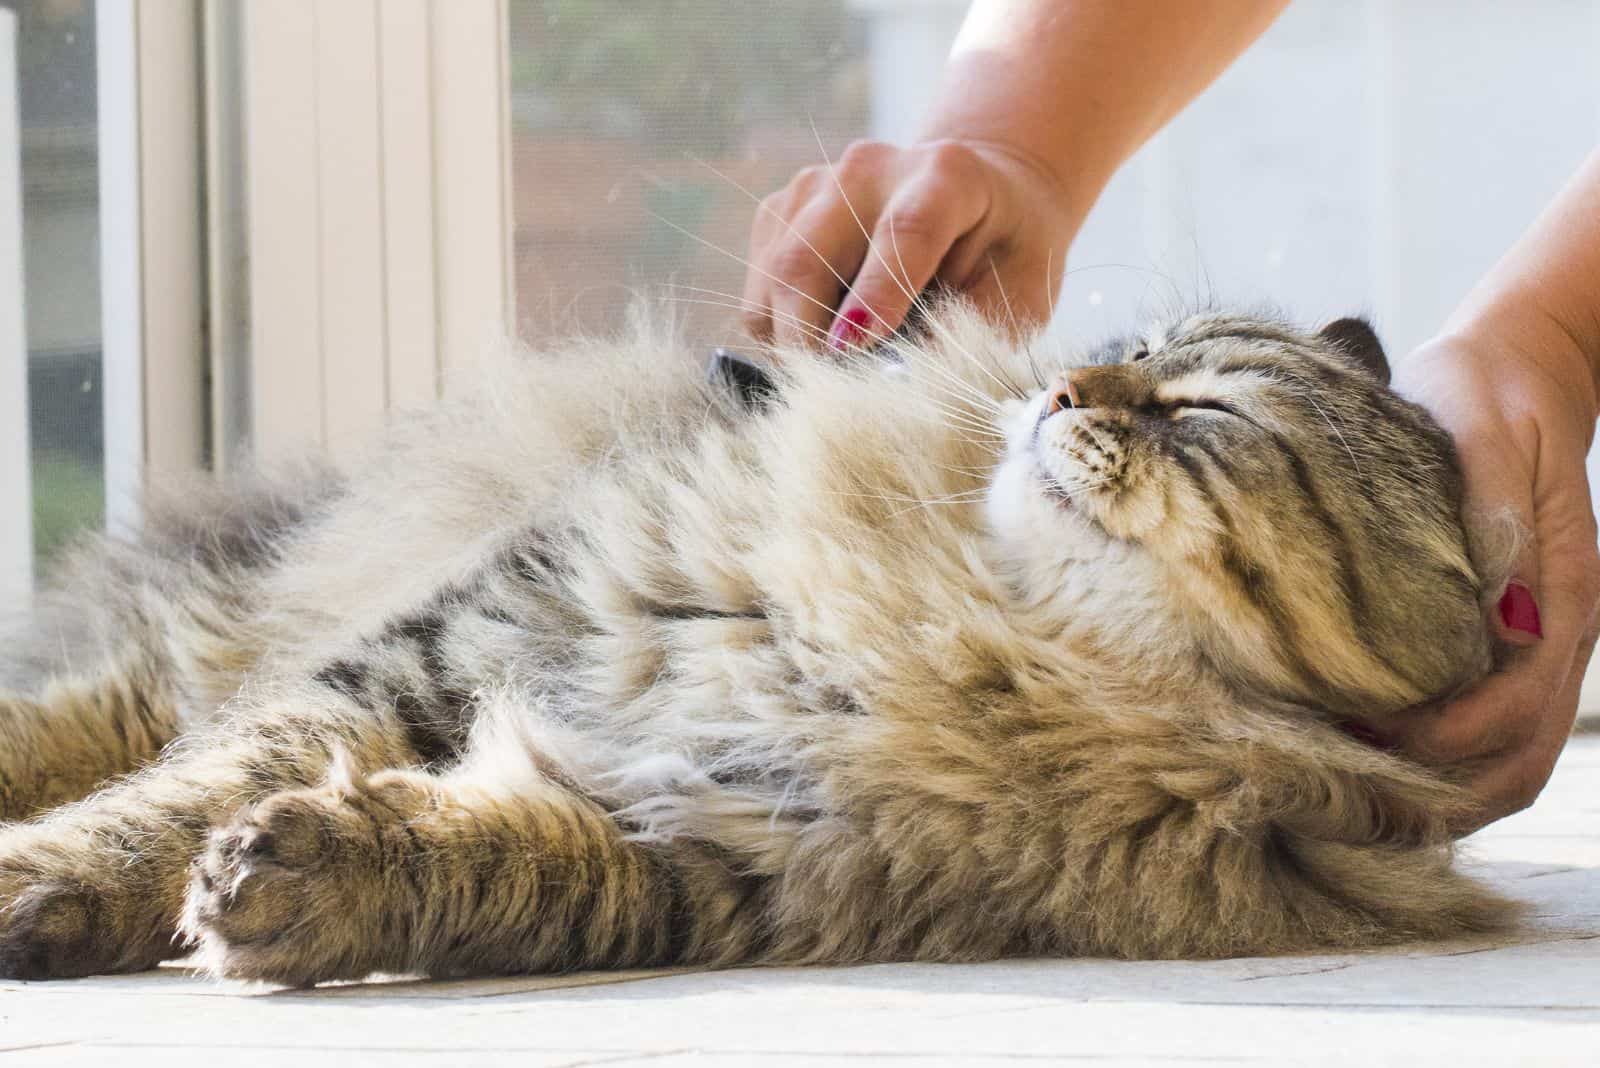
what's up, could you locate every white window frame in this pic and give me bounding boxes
[97,0,207,534]
[1,7,32,600]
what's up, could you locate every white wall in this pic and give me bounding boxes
[1063,0,1600,353]
[856,1,1600,351]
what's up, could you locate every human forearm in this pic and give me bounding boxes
[1444,148,1600,429]
[741,0,1289,345]
[923,0,1290,223]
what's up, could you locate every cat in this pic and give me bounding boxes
[0,305,1517,986]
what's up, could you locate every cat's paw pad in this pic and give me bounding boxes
[0,881,101,980]
[181,781,398,986]
[0,833,168,981]
[0,814,190,979]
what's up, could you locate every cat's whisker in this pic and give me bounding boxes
[830,488,992,506]
[682,153,862,328]
[655,292,1010,439]
[925,409,1005,442]
[1302,391,1364,477]
[1259,365,1365,477]
[908,367,1009,417]
[643,209,874,345]
[1293,385,1362,474]
[886,500,983,520]
[835,487,996,521]
[913,397,1006,434]
[1044,248,1058,328]
[930,460,1000,481]
[655,292,855,355]
[1037,474,1119,503]
[653,284,994,414]
[883,212,1031,403]
[987,260,1050,393]
[985,256,1021,338]
[879,339,1016,413]
[904,360,1010,410]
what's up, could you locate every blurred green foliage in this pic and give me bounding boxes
[32,451,102,572]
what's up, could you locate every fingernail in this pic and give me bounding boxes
[829,305,873,352]
[1498,580,1542,638]
[1336,719,1394,750]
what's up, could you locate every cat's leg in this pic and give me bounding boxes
[182,767,765,986]
[0,467,341,821]
[0,686,419,979]
[0,663,180,821]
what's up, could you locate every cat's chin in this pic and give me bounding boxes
[984,455,1111,562]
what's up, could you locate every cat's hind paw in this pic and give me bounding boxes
[0,838,175,979]
[0,881,104,980]
[180,772,427,986]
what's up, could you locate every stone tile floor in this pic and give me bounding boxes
[4,736,1598,1067]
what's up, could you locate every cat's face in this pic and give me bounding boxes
[986,313,1494,719]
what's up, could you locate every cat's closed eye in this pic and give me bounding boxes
[1165,399,1238,418]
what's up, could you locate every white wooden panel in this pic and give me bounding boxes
[98,0,206,527]
[241,0,512,456]
[379,0,441,411]
[137,0,206,476]
[316,0,389,458]
[0,9,32,600]
[204,0,252,474]
[97,0,146,534]
[431,0,513,376]
[246,0,325,453]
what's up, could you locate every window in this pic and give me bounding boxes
[506,0,876,345]
[1,0,102,594]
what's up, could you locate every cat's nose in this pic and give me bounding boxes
[1044,376,1083,416]
[1046,366,1146,414]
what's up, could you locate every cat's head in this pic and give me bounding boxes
[984,312,1499,720]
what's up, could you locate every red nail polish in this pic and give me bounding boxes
[1498,580,1542,638]
[829,305,873,352]
[1336,720,1393,750]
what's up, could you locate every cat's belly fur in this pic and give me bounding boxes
[221,439,829,848]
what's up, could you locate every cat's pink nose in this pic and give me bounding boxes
[1044,376,1083,416]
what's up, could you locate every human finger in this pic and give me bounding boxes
[763,194,881,350]
[829,146,990,350]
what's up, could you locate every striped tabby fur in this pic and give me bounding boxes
[0,306,1515,985]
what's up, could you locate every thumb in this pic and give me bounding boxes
[1447,418,1542,644]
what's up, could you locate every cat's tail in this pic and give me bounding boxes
[0,463,342,820]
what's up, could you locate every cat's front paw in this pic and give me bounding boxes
[182,775,420,986]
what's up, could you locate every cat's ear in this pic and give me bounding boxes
[1318,317,1389,385]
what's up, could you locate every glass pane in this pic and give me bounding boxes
[4,0,103,571]
[507,0,871,347]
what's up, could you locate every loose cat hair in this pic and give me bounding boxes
[0,304,1517,985]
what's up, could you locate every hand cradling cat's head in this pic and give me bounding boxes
[985,311,1499,721]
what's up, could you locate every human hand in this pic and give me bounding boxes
[1389,330,1600,834]
[741,138,1082,351]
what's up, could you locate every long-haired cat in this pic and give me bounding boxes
[0,306,1515,985]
